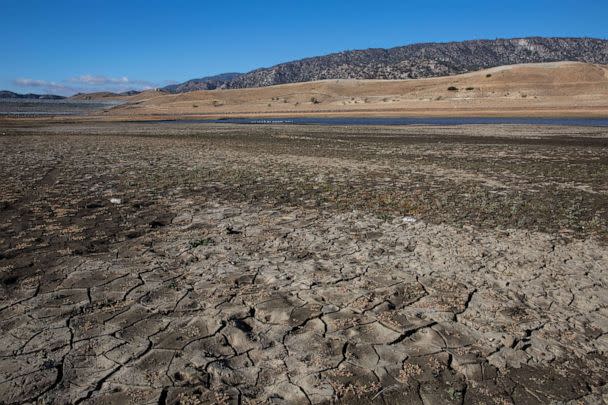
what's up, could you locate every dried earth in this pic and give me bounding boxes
[0,122,607,404]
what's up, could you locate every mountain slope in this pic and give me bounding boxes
[108,62,608,118]
[162,73,242,93]
[165,37,608,93]
[228,37,608,88]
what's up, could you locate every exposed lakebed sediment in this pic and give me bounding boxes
[0,123,607,404]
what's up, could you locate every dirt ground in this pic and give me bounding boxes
[0,122,607,404]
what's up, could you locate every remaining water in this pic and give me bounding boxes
[3,101,606,127]
[165,116,608,127]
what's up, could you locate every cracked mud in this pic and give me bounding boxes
[1,122,607,404]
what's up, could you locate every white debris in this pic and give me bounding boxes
[110,198,122,204]
[402,216,417,223]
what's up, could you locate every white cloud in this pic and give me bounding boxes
[12,75,163,96]
[14,78,49,87]
[13,78,75,95]
[68,75,154,87]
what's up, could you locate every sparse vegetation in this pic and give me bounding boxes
[2,122,607,404]
[189,237,215,248]
[448,86,459,91]
[193,38,608,90]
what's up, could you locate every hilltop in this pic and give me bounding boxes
[70,90,140,100]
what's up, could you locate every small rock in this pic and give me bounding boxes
[110,198,122,204]
[226,226,241,235]
[501,334,516,348]
[402,216,417,223]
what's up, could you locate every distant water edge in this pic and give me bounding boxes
[163,116,608,127]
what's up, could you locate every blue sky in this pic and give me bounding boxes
[2,0,607,95]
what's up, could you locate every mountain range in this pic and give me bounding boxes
[4,37,608,98]
[0,90,65,100]
[163,37,608,92]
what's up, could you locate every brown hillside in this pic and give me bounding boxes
[106,62,608,119]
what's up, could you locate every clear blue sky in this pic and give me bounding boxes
[2,0,607,95]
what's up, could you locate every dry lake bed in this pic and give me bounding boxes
[0,122,607,404]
